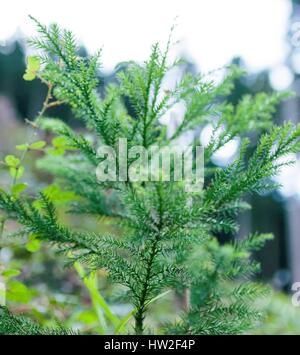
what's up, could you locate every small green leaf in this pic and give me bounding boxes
[28,56,40,71]
[47,147,65,156]
[52,136,69,148]
[9,166,24,180]
[23,56,40,81]
[2,269,21,278]
[42,184,78,203]
[23,72,36,81]
[16,144,29,151]
[26,234,41,253]
[29,141,46,150]
[42,184,60,199]
[11,183,28,197]
[52,136,75,151]
[5,155,20,167]
[6,280,32,303]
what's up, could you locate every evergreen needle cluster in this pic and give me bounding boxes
[0,17,299,335]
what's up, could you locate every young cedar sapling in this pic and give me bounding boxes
[0,17,299,335]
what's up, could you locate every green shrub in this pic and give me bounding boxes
[0,17,299,335]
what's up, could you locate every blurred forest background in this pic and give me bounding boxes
[1,0,300,334]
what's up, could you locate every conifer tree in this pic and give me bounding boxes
[0,17,299,335]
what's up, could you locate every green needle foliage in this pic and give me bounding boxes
[1,17,300,335]
[0,307,76,335]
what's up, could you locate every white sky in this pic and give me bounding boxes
[0,0,292,73]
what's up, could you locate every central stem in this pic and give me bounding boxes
[134,236,159,335]
[134,185,163,335]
